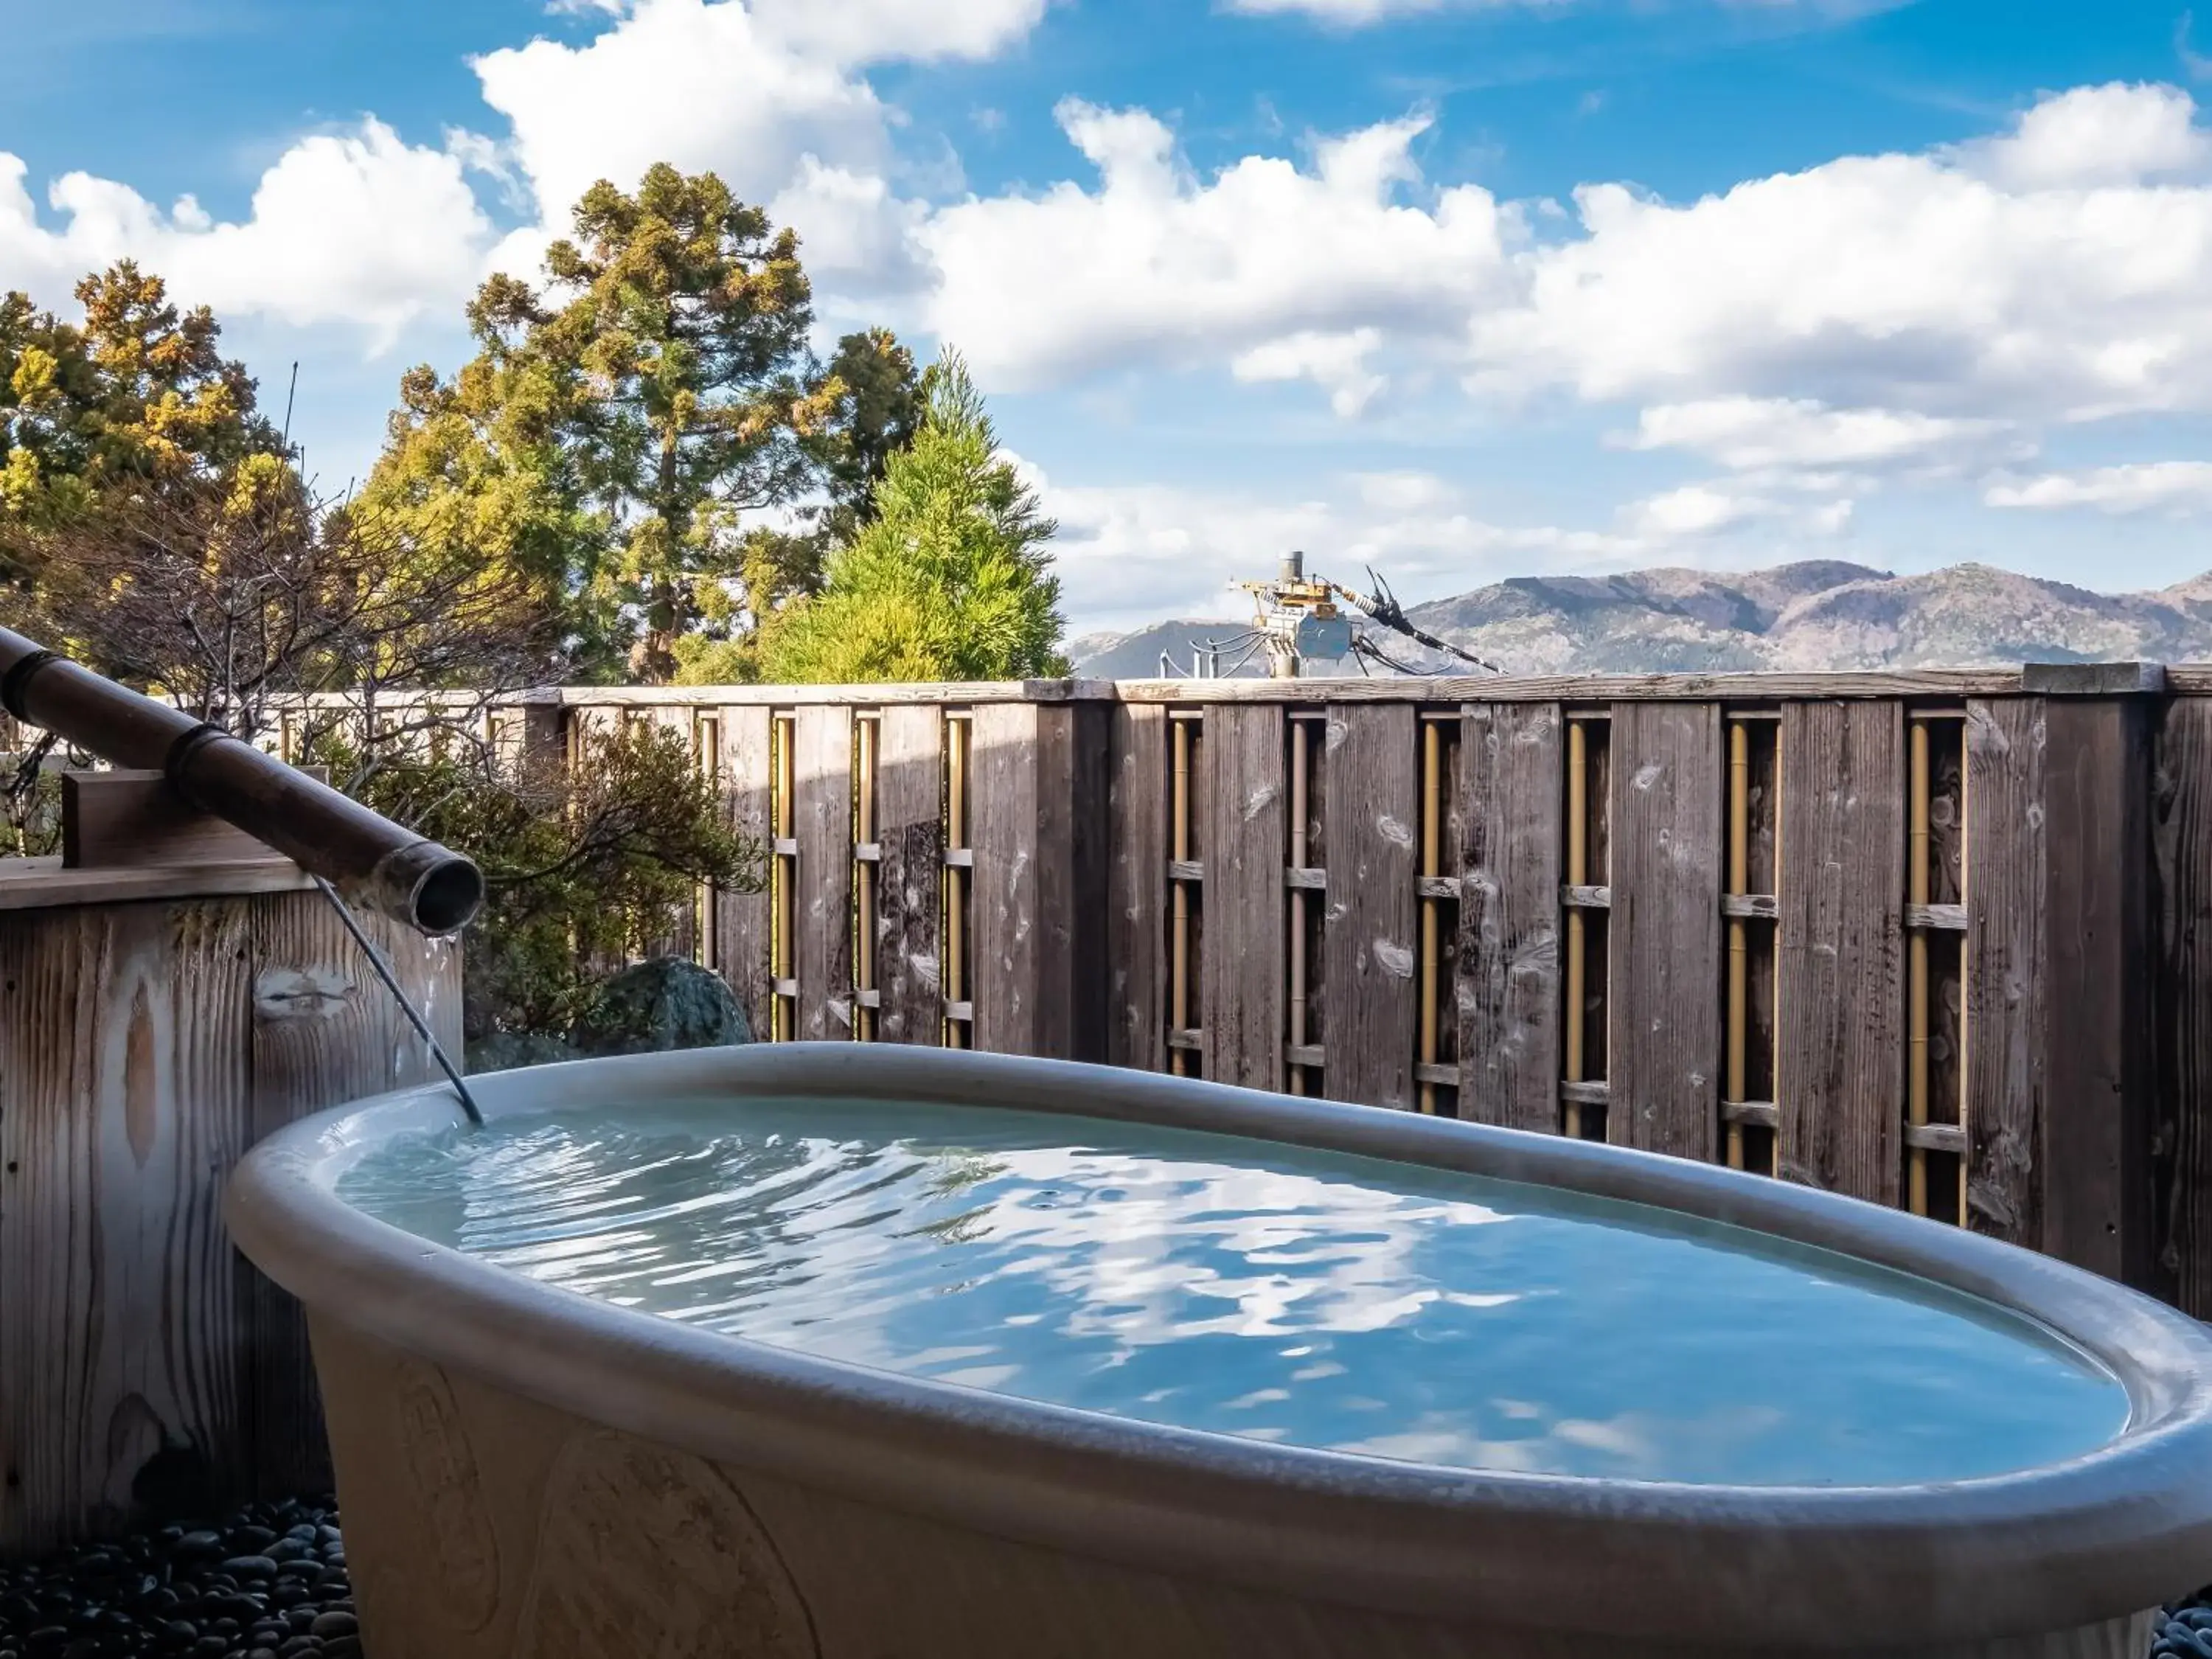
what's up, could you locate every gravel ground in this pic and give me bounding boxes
[0,1495,354,1658]
[2158,1592,2212,1657]
[1,1495,2206,1657]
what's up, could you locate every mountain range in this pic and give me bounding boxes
[1065,561,2212,678]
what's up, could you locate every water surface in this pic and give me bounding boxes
[337,1096,2129,1486]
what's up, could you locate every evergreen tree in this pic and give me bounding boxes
[760,352,1066,684]
[1,262,278,579]
[359,165,833,681]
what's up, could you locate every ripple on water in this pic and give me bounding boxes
[335,1096,2129,1486]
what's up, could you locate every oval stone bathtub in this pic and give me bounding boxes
[223,1045,2212,1658]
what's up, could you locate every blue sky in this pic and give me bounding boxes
[4,0,2210,631]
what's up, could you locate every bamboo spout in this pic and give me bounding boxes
[0,625,481,935]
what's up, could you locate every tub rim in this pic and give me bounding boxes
[225,1043,2212,1650]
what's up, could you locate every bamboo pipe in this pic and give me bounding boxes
[1171,717,1192,1077]
[1419,720,1441,1115]
[1726,721,1750,1171]
[856,717,876,1042]
[1564,720,1587,1139]
[774,715,796,1042]
[1288,719,1309,1096]
[947,715,967,1050]
[0,625,481,933]
[1907,720,1930,1217]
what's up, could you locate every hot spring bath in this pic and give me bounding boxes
[224,1046,2212,1657]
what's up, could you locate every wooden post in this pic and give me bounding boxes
[0,864,460,1555]
[1456,703,1564,1133]
[1607,703,1723,1162]
[1776,701,1905,1202]
[1201,704,1286,1091]
[1106,705,1167,1071]
[2029,669,2162,1290]
[874,706,945,1046]
[714,707,775,1042]
[2157,694,2212,1317]
[793,706,855,1042]
[1319,706,1419,1109]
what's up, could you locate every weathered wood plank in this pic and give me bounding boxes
[1202,704,1286,1091]
[1319,705,1419,1109]
[1964,698,2045,1248]
[0,901,255,1553]
[971,703,1042,1055]
[248,890,462,1499]
[793,706,855,1042]
[874,706,944,1046]
[1057,703,1112,1063]
[2040,698,2157,1286]
[2157,697,2212,1317]
[62,770,298,869]
[714,706,775,1041]
[1457,703,1563,1133]
[0,860,316,911]
[1607,703,1723,1162]
[1777,700,1905,1203]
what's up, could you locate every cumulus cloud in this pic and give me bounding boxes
[1023,459,1641,631]
[0,122,494,344]
[1984,462,2212,514]
[1621,397,2020,474]
[1469,83,2212,426]
[919,104,1513,408]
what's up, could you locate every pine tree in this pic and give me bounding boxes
[759,352,1067,684]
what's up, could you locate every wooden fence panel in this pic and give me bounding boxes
[1320,705,1419,1109]
[971,703,1042,1055]
[0,903,253,1554]
[1107,704,1167,1071]
[1777,700,1905,1202]
[1964,698,2045,1249]
[715,706,775,1041]
[1607,702,1723,1162]
[1457,702,1562,1133]
[793,706,854,1042]
[875,706,944,1046]
[2040,698,2157,1284]
[1203,703,1286,1091]
[2157,697,2212,1318]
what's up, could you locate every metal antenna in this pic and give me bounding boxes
[281,361,300,452]
[313,877,484,1127]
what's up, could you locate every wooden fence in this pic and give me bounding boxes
[457,665,2212,1315]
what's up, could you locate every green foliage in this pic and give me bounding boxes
[759,351,1068,684]
[1,262,279,578]
[316,718,764,1041]
[360,165,834,681]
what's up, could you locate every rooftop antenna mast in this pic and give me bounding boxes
[1173,551,1503,679]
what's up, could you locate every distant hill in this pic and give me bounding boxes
[1066,561,2212,677]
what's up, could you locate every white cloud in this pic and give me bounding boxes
[1966,83,2210,189]
[1984,462,2212,515]
[919,103,1514,405]
[748,0,1048,65]
[469,0,890,234]
[1621,397,2018,473]
[1023,459,1640,632]
[1231,328,1386,416]
[1470,83,2212,427]
[0,122,494,345]
[1622,481,1855,540]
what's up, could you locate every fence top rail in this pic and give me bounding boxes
[251,661,2212,714]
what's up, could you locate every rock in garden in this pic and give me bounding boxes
[570,956,752,1056]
